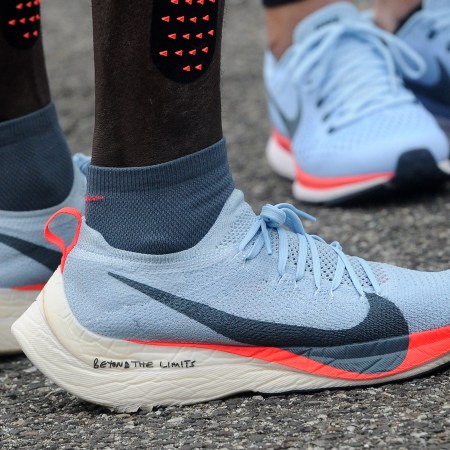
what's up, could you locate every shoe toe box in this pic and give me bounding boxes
[300,104,449,178]
[378,264,450,334]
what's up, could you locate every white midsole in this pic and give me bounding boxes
[11,270,450,412]
[438,159,450,175]
[266,137,391,203]
[267,137,450,202]
[292,178,389,204]
[266,137,296,181]
[0,288,38,354]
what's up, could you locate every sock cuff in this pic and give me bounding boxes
[87,139,231,194]
[0,102,59,146]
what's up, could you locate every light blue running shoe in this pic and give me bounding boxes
[396,0,450,147]
[0,154,88,354]
[12,189,450,411]
[265,3,449,204]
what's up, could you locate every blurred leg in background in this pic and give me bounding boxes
[374,0,422,33]
[265,0,351,60]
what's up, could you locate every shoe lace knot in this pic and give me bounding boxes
[282,20,425,132]
[239,204,381,297]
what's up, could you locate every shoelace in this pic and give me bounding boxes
[282,20,425,132]
[239,204,381,297]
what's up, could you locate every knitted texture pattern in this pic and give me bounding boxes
[0,103,74,211]
[65,190,450,343]
[86,139,234,255]
[0,161,85,288]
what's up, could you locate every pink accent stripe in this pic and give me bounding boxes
[272,130,292,155]
[272,130,394,190]
[13,284,45,291]
[127,325,450,381]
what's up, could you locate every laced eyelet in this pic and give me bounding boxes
[238,204,381,298]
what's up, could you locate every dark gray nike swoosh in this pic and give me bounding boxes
[407,60,450,106]
[110,273,409,349]
[0,233,61,270]
[268,92,302,138]
[289,334,409,374]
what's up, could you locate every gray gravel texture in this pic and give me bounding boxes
[1,1,450,449]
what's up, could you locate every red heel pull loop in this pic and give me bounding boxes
[44,207,82,272]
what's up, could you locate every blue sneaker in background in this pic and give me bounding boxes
[265,3,449,204]
[0,154,88,354]
[397,0,450,149]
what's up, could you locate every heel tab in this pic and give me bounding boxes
[44,207,82,272]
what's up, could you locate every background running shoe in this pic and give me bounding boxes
[12,190,450,411]
[265,3,449,204]
[0,154,88,354]
[396,0,450,151]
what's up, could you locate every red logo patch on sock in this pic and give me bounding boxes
[85,195,105,203]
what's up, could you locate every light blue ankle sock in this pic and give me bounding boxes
[86,139,235,255]
[0,103,74,211]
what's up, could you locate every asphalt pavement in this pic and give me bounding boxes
[1,1,449,448]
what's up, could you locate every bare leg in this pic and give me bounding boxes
[374,0,422,32]
[265,0,351,59]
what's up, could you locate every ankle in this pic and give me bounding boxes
[374,0,422,33]
[266,0,351,59]
[86,139,234,255]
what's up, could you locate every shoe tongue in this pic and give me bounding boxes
[293,3,360,42]
[424,0,448,10]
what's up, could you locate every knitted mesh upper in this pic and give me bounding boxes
[65,190,450,340]
[218,207,389,290]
